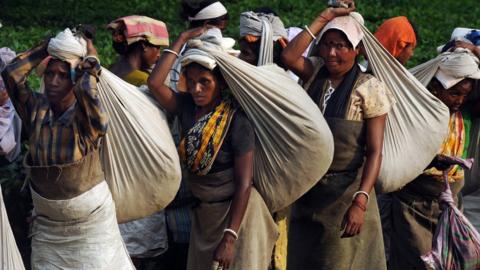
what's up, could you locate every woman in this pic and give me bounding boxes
[108,15,169,86]
[374,16,418,65]
[237,9,289,270]
[148,28,277,270]
[282,2,392,269]
[390,49,480,270]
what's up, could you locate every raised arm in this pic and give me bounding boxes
[148,27,206,114]
[73,39,108,142]
[1,40,49,131]
[281,2,356,82]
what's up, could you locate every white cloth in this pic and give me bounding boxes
[30,181,134,270]
[0,100,16,155]
[410,49,480,89]
[119,211,168,258]
[319,13,364,49]
[349,15,451,193]
[0,186,25,270]
[181,35,334,212]
[47,29,182,223]
[188,1,227,21]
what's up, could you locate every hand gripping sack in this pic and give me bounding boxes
[353,17,450,193]
[198,48,334,212]
[1,187,25,270]
[48,29,181,223]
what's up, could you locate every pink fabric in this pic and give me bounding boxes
[421,158,480,270]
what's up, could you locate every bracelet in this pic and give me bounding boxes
[223,228,239,240]
[352,191,370,203]
[163,49,179,58]
[304,25,317,40]
[352,200,367,212]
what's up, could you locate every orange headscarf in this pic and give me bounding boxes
[374,16,417,58]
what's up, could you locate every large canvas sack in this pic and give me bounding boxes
[48,29,182,223]
[1,186,25,270]
[98,70,181,223]
[354,18,450,193]
[206,49,334,212]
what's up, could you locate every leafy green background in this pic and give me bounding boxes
[1,0,479,69]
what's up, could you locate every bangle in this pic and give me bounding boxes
[352,191,370,203]
[163,49,179,58]
[352,200,367,212]
[223,228,239,240]
[304,25,317,40]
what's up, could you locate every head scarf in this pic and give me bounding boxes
[437,27,480,53]
[239,11,288,66]
[434,49,480,90]
[188,1,228,21]
[177,28,236,91]
[318,14,364,49]
[374,16,417,58]
[107,15,169,47]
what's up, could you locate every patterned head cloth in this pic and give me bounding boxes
[374,16,417,58]
[107,15,169,47]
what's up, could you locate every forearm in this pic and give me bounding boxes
[148,37,187,113]
[1,42,48,124]
[74,57,108,139]
[359,151,382,194]
[226,182,252,232]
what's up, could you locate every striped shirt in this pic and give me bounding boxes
[1,43,108,166]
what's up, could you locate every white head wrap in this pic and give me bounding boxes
[48,28,87,67]
[46,28,88,82]
[177,28,237,91]
[180,28,237,70]
[188,1,228,21]
[318,13,364,49]
[239,11,288,66]
[434,49,480,89]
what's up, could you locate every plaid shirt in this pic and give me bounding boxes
[1,43,108,166]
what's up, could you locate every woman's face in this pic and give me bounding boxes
[185,64,223,107]
[318,30,359,76]
[430,78,473,112]
[396,43,415,65]
[239,39,258,66]
[142,45,161,68]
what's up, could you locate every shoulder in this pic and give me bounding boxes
[124,70,149,86]
[355,72,395,118]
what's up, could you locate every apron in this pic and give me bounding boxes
[187,169,278,270]
[390,175,464,270]
[288,117,387,270]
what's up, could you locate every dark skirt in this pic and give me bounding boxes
[288,170,387,270]
[389,175,464,270]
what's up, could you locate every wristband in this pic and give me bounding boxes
[304,25,317,40]
[352,190,370,203]
[223,228,239,240]
[163,49,180,58]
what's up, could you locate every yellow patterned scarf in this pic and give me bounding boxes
[179,99,237,176]
[424,112,465,182]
